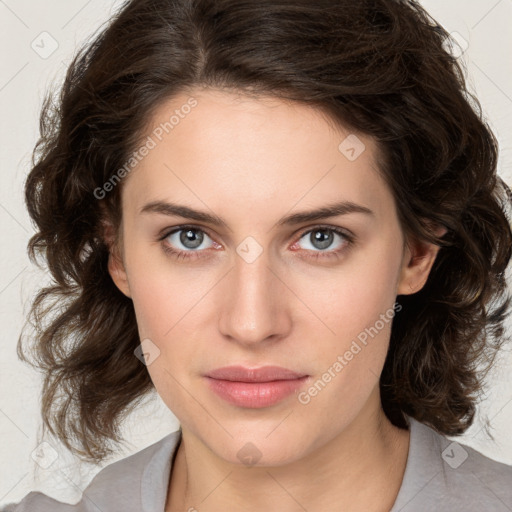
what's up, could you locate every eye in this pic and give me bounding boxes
[160,226,219,260]
[291,226,354,260]
[159,224,355,262]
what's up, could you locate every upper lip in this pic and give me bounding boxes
[205,365,308,382]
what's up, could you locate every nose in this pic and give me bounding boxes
[217,248,292,347]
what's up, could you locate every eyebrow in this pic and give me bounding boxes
[139,200,374,227]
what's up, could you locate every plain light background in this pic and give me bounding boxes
[1,0,511,506]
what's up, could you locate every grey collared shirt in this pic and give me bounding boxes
[3,415,512,511]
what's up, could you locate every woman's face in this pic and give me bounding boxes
[108,87,436,466]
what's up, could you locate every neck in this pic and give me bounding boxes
[166,392,410,512]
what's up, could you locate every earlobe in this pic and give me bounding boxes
[100,204,132,298]
[108,250,132,298]
[396,225,447,296]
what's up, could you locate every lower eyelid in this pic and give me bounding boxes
[160,226,353,258]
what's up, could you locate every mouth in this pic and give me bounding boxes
[204,365,310,408]
[205,365,308,382]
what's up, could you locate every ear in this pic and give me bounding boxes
[396,223,447,296]
[108,246,132,299]
[100,205,132,299]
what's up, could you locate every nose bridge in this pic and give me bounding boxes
[217,242,290,344]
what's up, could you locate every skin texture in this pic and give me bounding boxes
[107,87,446,511]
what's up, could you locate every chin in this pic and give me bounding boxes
[211,434,307,468]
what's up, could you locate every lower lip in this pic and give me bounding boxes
[205,376,309,408]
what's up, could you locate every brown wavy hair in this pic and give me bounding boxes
[19,0,512,462]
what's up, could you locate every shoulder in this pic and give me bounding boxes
[440,435,512,509]
[1,430,182,512]
[392,416,512,512]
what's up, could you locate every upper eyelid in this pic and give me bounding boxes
[161,224,353,247]
[161,224,216,242]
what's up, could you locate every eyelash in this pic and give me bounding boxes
[158,224,355,262]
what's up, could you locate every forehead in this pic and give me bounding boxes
[121,88,394,224]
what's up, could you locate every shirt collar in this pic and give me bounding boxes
[141,427,183,512]
[140,416,439,512]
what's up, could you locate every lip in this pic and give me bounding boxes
[204,365,310,408]
[205,365,308,382]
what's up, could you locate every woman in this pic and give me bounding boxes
[4,0,512,510]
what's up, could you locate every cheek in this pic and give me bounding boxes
[126,252,212,369]
[130,276,204,363]
[128,271,202,413]
[297,276,398,419]
[293,238,402,343]
[126,240,205,338]
[129,277,176,339]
